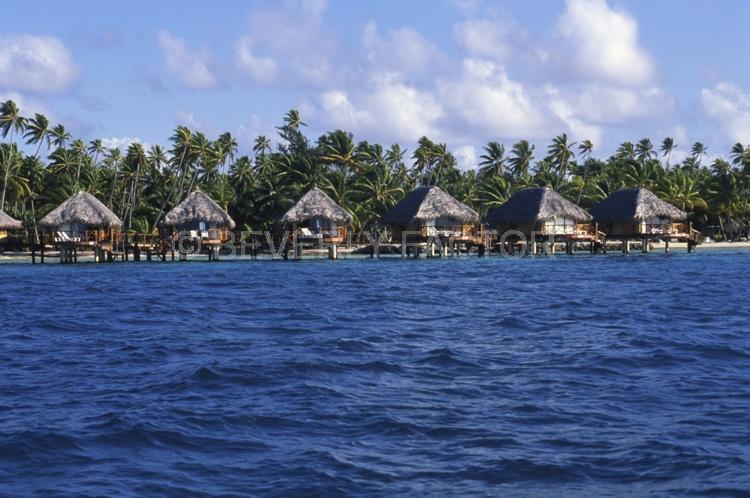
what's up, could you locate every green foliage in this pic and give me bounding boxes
[1,100,750,242]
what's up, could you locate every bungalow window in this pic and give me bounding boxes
[426,217,462,236]
[641,216,670,234]
[543,216,576,235]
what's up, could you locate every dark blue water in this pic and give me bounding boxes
[1,251,750,497]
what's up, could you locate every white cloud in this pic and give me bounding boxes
[157,30,218,90]
[363,22,447,79]
[701,83,750,143]
[454,20,514,62]
[0,91,51,118]
[100,137,144,151]
[0,34,77,93]
[240,0,338,87]
[175,110,205,131]
[556,0,654,86]
[234,36,279,84]
[454,145,478,170]
[236,114,277,155]
[437,58,550,140]
[575,85,674,124]
[546,86,603,144]
[318,73,442,144]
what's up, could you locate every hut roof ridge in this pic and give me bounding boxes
[39,191,122,229]
[162,190,236,229]
[280,186,353,224]
[381,186,479,224]
[485,187,592,223]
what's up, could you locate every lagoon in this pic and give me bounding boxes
[1,252,749,496]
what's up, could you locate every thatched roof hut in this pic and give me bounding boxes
[280,187,352,225]
[39,191,122,229]
[381,186,479,225]
[486,187,592,224]
[590,188,686,222]
[0,210,22,230]
[163,190,236,229]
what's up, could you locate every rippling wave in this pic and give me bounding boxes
[1,251,750,496]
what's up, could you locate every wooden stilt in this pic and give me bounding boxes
[642,238,649,253]
[665,239,670,253]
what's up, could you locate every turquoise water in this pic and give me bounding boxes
[1,251,749,496]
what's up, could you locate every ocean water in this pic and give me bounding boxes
[1,251,749,497]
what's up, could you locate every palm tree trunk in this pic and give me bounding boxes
[153,147,188,227]
[0,127,16,211]
[577,156,590,204]
[108,163,120,208]
[30,197,39,244]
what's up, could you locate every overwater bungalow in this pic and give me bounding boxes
[381,186,485,257]
[590,187,700,252]
[485,187,603,255]
[39,191,122,263]
[279,186,352,259]
[0,210,22,250]
[162,190,236,261]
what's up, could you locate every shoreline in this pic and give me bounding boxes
[1,240,749,263]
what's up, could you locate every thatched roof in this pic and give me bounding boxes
[0,210,22,230]
[485,187,592,224]
[590,188,686,222]
[280,187,352,224]
[163,190,236,229]
[39,191,122,229]
[381,186,479,225]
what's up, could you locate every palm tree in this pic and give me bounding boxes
[576,139,593,203]
[253,135,271,157]
[229,156,255,195]
[478,142,505,178]
[547,134,576,191]
[319,130,364,174]
[49,124,71,149]
[508,140,534,178]
[635,138,655,162]
[23,113,50,159]
[616,141,636,160]
[216,132,238,173]
[661,137,676,167]
[71,139,87,188]
[691,142,707,167]
[88,139,105,167]
[0,100,26,211]
[106,147,123,208]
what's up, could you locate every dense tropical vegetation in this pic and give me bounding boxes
[2,99,750,243]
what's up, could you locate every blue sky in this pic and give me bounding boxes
[2,0,750,167]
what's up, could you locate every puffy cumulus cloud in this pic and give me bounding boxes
[0,34,77,93]
[157,30,218,90]
[453,145,478,170]
[318,74,442,144]
[701,83,750,143]
[546,86,603,145]
[234,37,279,85]
[239,0,338,87]
[236,114,277,155]
[0,91,51,118]
[453,20,515,62]
[100,137,145,151]
[575,85,674,124]
[363,22,447,80]
[175,110,206,131]
[556,0,654,86]
[437,59,550,140]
